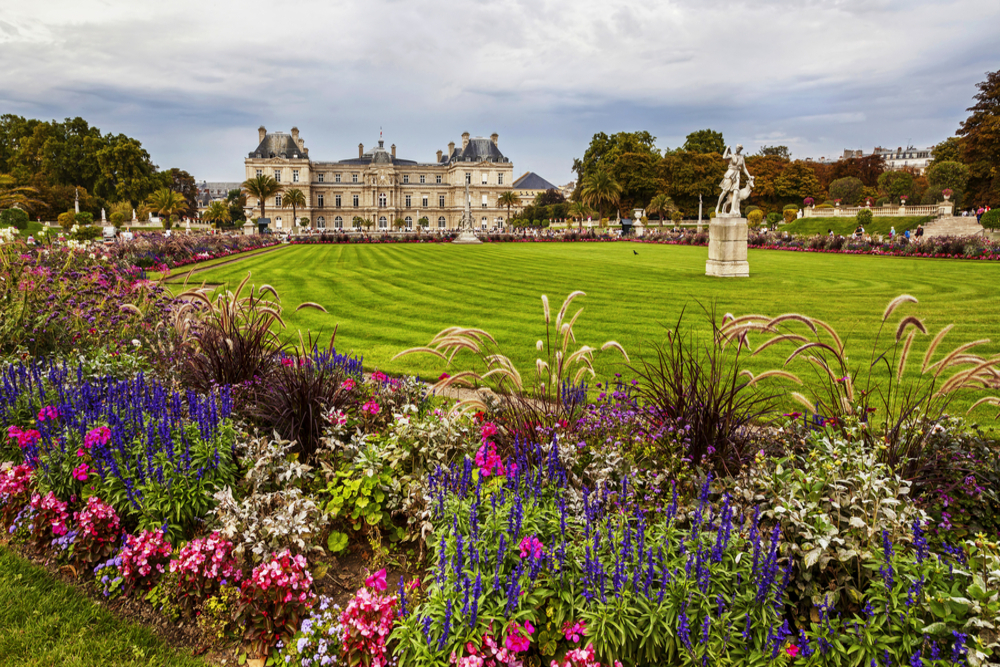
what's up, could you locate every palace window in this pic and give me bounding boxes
[378,216,388,229]
[317,216,326,229]
[378,193,387,207]
[352,174,358,183]
[274,169,281,182]
[318,173,325,183]
[498,173,503,185]
[353,195,359,207]
[403,175,409,184]
[419,175,426,184]
[405,195,411,207]
[436,175,442,184]
[482,172,488,185]
[255,169,263,178]
[335,195,341,207]
[481,217,488,229]
[482,194,488,208]
[439,195,445,207]
[317,195,324,207]
[335,174,341,183]
[334,216,343,229]
[422,196,428,207]
[438,216,446,228]
[292,169,300,183]
[275,194,282,207]
[405,216,412,229]
[465,173,471,184]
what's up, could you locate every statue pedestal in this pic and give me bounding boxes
[705,215,749,277]
[452,230,482,245]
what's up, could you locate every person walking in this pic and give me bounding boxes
[977,207,985,224]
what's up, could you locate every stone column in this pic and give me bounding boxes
[705,215,749,277]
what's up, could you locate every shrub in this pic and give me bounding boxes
[237,549,317,656]
[783,204,799,211]
[109,211,125,227]
[74,211,94,226]
[747,210,764,228]
[856,208,873,225]
[877,197,890,206]
[766,211,782,227]
[0,207,30,231]
[829,176,864,205]
[28,491,69,546]
[745,205,761,214]
[72,496,122,567]
[783,209,797,223]
[57,211,75,230]
[981,209,1000,229]
[816,203,833,209]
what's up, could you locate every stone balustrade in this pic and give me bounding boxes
[802,202,953,218]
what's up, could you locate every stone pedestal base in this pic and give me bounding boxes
[452,230,482,245]
[705,215,749,277]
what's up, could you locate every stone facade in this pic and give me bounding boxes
[244,127,516,231]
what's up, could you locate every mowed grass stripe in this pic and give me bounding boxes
[184,243,1000,412]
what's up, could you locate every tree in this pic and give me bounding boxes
[572,131,660,197]
[756,145,791,160]
[774,161,822,202]
[203,200,231,228]
[145,188,187,229]
[242,174,282,221]
[110,200,133,226]
[418,216,430,228]
[352,216,363,230]
[646,193,675,224]
[828,177,865,205]
[931,137,963,165]
[958,69,1000,207]
[612,152,661,214]
[829,154,885,188]
[659,150,726,214]
[57,211,75,231]
[227,189,247,224]
[165,168,198,217]
[877,171,915,202]
[0,175,45,213]
[94,135,159,204]
[497,191,519,225]
[683,129,725,155]
[744,155,791,211]
[924,161,970,206]
[280,187,307,228]
[0,207,29,231]
[580,170,622,219]
[567,200,594,231]
[393,217,406,231]
[363,218,374,232]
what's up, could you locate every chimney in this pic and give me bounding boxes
[448,141,455,156]
[291,127,304,151]
[436,149,443,162]
[359,143,364,158]
[461,132,470,150]
[391,144,396,159]
[491,133,498,147]
[258,126,267,143]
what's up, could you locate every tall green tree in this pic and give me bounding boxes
[94,135,159,204]
[572,131,660,196]
[958,69,1000,207]
[580,170,622,219]
[0,175,46,213]
[497,191,519,225]
[924,161,970,206]
[165,168,198,217]
[567,200,594,231]
[877,171,915,202]
[930,137,963,165]
[227,189,247,223]
[659,151,726,214]
[281,187,307,227]
[144,188,187,230]
[683,129,725,155]
[774,161,822,203]
[242,174,282,221]
[202,200,231,228]
[756,145,791,159]
[828,177,865,205]
[612,152,661,215]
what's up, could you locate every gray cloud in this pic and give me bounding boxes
[0,0,997,183]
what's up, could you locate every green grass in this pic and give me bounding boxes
[178,242,1000,414]
[782,215,934,237]
[0,545,206,666]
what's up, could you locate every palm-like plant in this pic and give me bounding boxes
[647,193,675,226]
[241,174,282,221]
[0,175,46,213]
[497,191,519,226]
[567,201,593,232]
[581,170,622,220]
[145,188,187,230]
[281,187,307,228]
[203,200,231,228]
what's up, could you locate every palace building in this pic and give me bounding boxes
[244,127,516,231]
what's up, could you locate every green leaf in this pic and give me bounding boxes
[327,531,349,553]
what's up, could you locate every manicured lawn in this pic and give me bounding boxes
[0,546,206,667]
[176,242,1000,413]
[782,215,934,237]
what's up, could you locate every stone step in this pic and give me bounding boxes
[922,216,985,238]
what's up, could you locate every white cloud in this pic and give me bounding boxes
[0,0,997,181]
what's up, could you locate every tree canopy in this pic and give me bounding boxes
[682,129,725,155]
[958,68,1000,207]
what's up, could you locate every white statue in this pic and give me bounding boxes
[715,144,753,217]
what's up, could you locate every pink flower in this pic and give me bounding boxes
[83,426,111,449]
[505,620,534,653]
[519,535,545,560]
[342,378,356,391]
[365,568,387,591]
[37,405,59,422]
[480,422,498,441]
[786,644,800,658]
[562,619,587,643]
[362,400,381,415]
[72,463,90,481]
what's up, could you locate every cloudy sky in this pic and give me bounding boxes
[2,0,997,184]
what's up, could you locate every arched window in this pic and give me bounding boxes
[404,216,412,229]
[438,216,446,228]
[378,216,388,229]
[378,193,387,207]
[317,216,326,229]
[334,216,343,229]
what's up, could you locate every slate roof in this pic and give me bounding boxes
[512,172,559,191]
[249,132,306,159]
[454,137,507,163]
[336,140,419,166]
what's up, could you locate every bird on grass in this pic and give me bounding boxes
[633,250,638,255]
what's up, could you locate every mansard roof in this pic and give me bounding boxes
[454,137,507,163]
[249,132,306,159]
[336,140,419,166]
[512,172,558,191]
